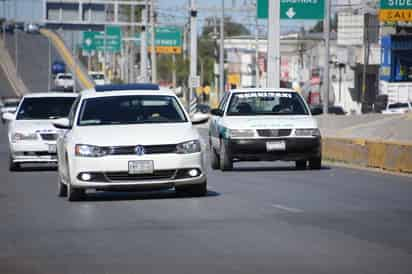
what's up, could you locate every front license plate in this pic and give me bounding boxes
[48,144,57,154]
[266,141,286,151]
[128,160,154,175]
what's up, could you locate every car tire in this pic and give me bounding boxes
[219,140,233,171]
[210,147,220,170]
[295,160,307,170]
[309,157,322,170]
[67,183,85,201]
[176,181,207,197]
[57,179,67,197]
[9,157,20,172]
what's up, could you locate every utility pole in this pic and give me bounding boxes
[255,9,259,88]
[48,37,51,91]
[130,4,136,83]
[219,0,224,98]
[150,0,157,83]
[140,1,148,82]
[361,13,370,107]
[267,0,280,88]
[189,0,198,111]
[15,29,18,77]
[323,0,331,115]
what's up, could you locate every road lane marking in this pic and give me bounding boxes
[271,204,304,213]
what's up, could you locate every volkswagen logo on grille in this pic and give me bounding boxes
[135,145,145,156]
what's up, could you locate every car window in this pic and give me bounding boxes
[58,75,72,80]
[90,74,104,80]
[77,95,188,126]
[16,97,76,120]
[227,92,309,116]
[218,92,230,112]
[68,96,81,127]
[389,103,409,109]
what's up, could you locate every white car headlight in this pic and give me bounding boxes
[176,140,201,154]
[11,132,38,142]
[75,144,109,157]
[229,129,255,138]
[295,128,321,137]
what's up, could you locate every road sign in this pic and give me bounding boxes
[82,26,122,53]
[189,76,200,88]
[380,0,412,21]
[257,0,325,20]
[135,26,182,54]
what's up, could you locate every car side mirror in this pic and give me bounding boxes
[191,112,210,125]
[2,112,15,121]
[53,118,71,130]
[210,108,223,117]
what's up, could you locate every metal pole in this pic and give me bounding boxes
[140,2,148,82]
[362,13,369,108]
[267,0,280,88]
[72,31,77,93]
[48,37,51,91]
[323,0,330,114]
[150,0,157,83]
[219,0,224,98]
[255,11,259,88]
[130,3,136,83]
[172,54,176,89]
[189,0,198,111]
[15,29,18,77]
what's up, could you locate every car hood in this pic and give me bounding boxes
[10,119,59,134]
[72,123,199,146]
[222,115,318,129]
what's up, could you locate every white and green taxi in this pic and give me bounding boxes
[209,88,322,171]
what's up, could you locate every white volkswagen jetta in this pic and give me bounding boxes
[53,84,208,201]
[3,92,77,171]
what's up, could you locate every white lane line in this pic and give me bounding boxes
[271,204,304,213]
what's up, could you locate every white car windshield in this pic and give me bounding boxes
[227,92,309,116]
[16,97,76,120]
[58,75,72,80]
[389,103,409,109]
[77,95,188,126]
[90,74,104,80]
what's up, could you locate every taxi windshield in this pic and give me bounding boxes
[16,97,76,120]
[77,95,188,126]
[227,92,309,116]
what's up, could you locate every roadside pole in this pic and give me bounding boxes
[219,0,224,98]
[189,0,198,111]
[48,37,51,91]
[323,0,330,115]
[172,54,176,89]
[15,28,18,77]
[255,10,259,88]
[267,0,280,88]
[150,0,157,83]
[140,1,148,82]
[130,3,135,83]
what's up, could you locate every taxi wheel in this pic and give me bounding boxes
[295,160,307,170]
[309,157,322,170]
[210,148,220,170]
[219,141,233,171]
[9,157,20,172]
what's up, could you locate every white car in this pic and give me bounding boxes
[209,88,322,171]
[54,73,74,91]
[53,84,208,201]
[3,92,78,171]
[382,102,412,115]
[1,98,21,123]
[89,71,108,86]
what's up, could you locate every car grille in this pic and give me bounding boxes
[105,170,176,181]
[109,144,177,155]
[40,133,58,141]
[257,129,291,137]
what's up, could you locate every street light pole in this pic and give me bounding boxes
[140,1,148,82]
[219,0,224,98]
[189,0,198,111]
[150,0,157,83]
[15,29,18,77]
[267,0,280,88]
[48,37,52,91]
[323,0,331,115]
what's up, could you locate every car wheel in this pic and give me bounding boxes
[176,181,207,197]
[210,146,220,170]
[9,157,20,172]
[295,160,307,170]
[219,140,233,171]
[309,157,322,170]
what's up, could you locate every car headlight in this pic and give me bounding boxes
[75,144,109,157]
[229,129,255,138]
[176,140,201,154]
[295,128,321,137]
[11,132,38,142]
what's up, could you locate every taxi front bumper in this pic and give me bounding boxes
[10,141,57,163]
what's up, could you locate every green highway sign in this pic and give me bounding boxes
[380,0,412,9]
[257,0,325,20]
[134,26,182,54]
[82,26,122,53]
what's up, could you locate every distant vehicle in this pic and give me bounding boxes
[54,73,74,91]
[2,93,77,171]
[3,22,15,33]
[382,102,412,115]
[310,105,346,115]
[52,61,66,75]
[209,88,322,171]
[1,98,21,124]
[25,22,40,33]
[89,71,108,86]
[53,84,208,201]
[15,22,25,31]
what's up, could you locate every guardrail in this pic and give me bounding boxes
[40,29,94,90]
[323,137,412,174]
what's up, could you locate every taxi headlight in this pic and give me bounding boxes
[75,144,109,157]
[176,140,201,154]
[229,129,255,138]
[295,128,321,137]
[11,132,38,142]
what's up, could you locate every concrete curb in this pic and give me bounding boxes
[323,137,412,174]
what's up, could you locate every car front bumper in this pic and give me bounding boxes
[69,152,206,190]
[10,141,57,163]
[226,137,321,162]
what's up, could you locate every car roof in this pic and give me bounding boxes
[229,88,298,93]
[80,87,176,99]
[22,92,78,98]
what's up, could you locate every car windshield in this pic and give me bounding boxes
[16,97,76,120]
[77,95,188,126]
[58,75,72,80]
[227,92,309,116]
[389,103,409,109]
[4,100,19,107]
[90,74,104,80]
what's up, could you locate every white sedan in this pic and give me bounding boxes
[3,92,78,171]
[382,102,412,115]
[54,73,74,91]
[53,84,208,201]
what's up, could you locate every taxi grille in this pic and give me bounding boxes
[40,133,58,141]
[109,145,176,155]
[105,170,176,181]
[257,129,291,138]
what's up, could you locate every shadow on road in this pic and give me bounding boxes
[229,165,332,172]
[78,189,220,202]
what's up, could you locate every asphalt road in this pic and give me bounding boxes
[0,123,412,274]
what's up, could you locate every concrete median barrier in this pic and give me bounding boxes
[322,137,412,174]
